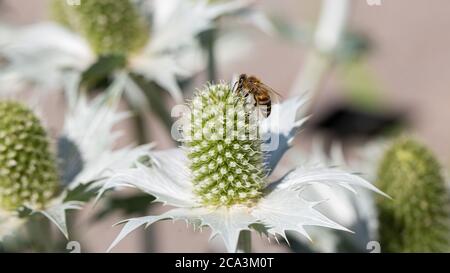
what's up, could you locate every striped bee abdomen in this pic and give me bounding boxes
[255,95,271,117]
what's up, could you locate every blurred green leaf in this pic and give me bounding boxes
[341,60,383,111]
[93,193,156,221]
[57,136,84,187]
[64,181,99,203]
[337,32,372,63]
[17,206,33,218]
[269,15,311,44]
[129,73,174,132]
[81,54,126,89]
[199,29,217,83]
[285,232,317,253]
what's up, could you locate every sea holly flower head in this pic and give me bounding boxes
[0,100,80,240]
[99,82,387,253]
[51,0,149,56]
[0,101,59,211]
[1,0,262,105]
[185,84,265,206]
[377,137,450,252]
[0,77,149,241]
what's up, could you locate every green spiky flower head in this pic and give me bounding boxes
[183,84,266,207]
[51,0,149,56]
[376,137,450,252]
[0,102,59,211]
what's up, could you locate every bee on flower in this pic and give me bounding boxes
[98,82,387,252]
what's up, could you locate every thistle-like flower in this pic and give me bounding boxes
[0,0,258,104]
[99,83,386,252]
[51,0,149,56]
[0,102,59,211]
[0,77,148,241]
[376,137,450,252]
[0,100,81,240]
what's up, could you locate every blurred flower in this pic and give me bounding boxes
[0,0,259,107]
[286,140,387,252]
[0,76,149,241]
[51,0,149,56]
[376,137,450,252]
[0,99,80,240]
[0,101,59,210]
[98,83,386,252]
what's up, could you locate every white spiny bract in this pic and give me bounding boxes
[99,85,388,252]
[184,84,265,206]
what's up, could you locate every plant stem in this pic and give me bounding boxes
[203,29,218,83]
[129,74,174,133]
[289,0,350,118]
[132,109,148,145]
[236,230,252,253]
[27,215,53,252]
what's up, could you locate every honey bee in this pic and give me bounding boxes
[234,74,281,117]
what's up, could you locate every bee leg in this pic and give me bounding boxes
[232,80,239,93]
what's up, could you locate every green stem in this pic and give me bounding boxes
[129,74,173,133]
[132,109,148,145]
[292,51,332,119]
[204,29,217,83]
[236,230,252,253]
[122,86,149,145]
[26,215,53,252]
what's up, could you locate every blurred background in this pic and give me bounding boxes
[1,0,449,252]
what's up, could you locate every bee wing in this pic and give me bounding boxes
[259,82,283,99]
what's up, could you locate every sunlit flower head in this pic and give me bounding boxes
[185,84,265,206]
[99,83,387,252]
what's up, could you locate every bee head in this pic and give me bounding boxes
[238,74,247,84]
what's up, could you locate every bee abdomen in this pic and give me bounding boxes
[259,100,271,117]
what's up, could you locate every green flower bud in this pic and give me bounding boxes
[0,102,59,211]
[51,0,149,56]
[376,138,450,252]
[184,84,265,207]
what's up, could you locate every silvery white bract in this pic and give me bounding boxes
[60,74,153,189]
[0,23,93,93]
[98,93,387,253]
[284,141,389,252]
[0,77,149,240]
